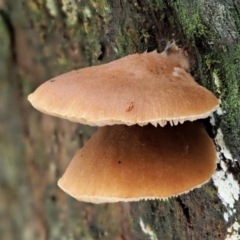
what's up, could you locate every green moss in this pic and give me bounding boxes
[169,1,210,44]
[148,0,165,9]
[0,16,9,77]
[21,77,35,97]
[200,42,240,158]
[165,198,174,211]
[27,0,46,22]
[90,0,111,17]
[112,3,147,55]
[116,26,143,56]
[218,47,240,157]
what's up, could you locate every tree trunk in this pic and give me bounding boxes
[0,0,239,239]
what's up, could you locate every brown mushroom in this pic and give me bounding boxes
[58,121,217,203]
[28,45,219,127]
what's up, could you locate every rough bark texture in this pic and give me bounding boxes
[0,0,239,239]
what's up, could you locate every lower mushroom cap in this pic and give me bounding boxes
[58,122,217,204]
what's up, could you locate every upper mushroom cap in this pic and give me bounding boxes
[58,122,217,203]
[28,46,219,127]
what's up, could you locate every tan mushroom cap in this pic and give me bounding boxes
[28,46,219,127]
[58,122,217,204]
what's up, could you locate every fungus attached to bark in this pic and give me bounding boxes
[28,45,219,127]
[58,122,217,204]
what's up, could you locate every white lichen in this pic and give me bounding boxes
[61,0,78,25]
[215,129,233,161]
[213,72,221,94]
[212,166,239,209]
[211,129,240,240]
[216,107,224,115]
[46,0,58,17]
[212,126,239,213]
[225,221,240,240]
[139,218,158,240]
[83,6,92,19]
[210,59,240,240]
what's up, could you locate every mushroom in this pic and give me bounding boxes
[28,44,219,127]
[27,44,219,203]
[58,122,217,204]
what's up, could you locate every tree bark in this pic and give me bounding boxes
[0,0,239,239]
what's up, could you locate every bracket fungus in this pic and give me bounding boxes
[58,122,217,203]
[28,45,219,127]
[28,43,219,204]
